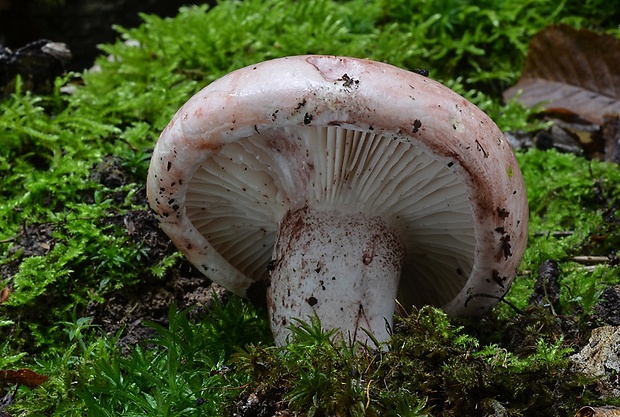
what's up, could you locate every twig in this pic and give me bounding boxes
[220,383,251,391]
[533,231,574,238]
[465,292,524,315]
[365,379,373,409]
[571,255,610,264]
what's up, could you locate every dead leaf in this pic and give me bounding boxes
[0,369,48,389]
[602,114,620,164]
[504,24,620,125]
[576,406,620,417]
[0,288,10,304]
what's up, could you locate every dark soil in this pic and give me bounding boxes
[0,222,55,280]
[87,272,226,355]
[233,390,290,417]
[85,158,224,353]
[0,154,223,355]
[88,208,220,351]
[596,286,620,326]
[0,0,214,72]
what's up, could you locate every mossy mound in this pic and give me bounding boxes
[0,1,619,415]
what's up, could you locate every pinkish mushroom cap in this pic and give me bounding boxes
[147,55,528,346]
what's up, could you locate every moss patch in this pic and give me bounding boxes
[1,1,620,415]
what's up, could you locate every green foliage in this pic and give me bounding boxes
[234,315,404,417]
[562,265,610,317]
[70,0,620,135]
[377,0,561,93]
[0,341,27,370]
[4,315,111,416]
[149,252,184,279]
[559,0,620,29]
[499,149,620,314]
[76,300,269,416]
[1,201,159,350]
[0,77,118,238]
[1,1,620,416]
[0,76,118,162]
[5,300,270,416]
[521,147,620,261]
[234,308,596,416]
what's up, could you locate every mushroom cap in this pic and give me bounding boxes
[147,55,528,316]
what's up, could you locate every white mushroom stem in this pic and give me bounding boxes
[268,206,405,346]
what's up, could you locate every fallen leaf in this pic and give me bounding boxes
[504,24,620,125]
[602,114,620,164]
[0,369,48,389]
[576,406,620,416]
[0,288,10,304]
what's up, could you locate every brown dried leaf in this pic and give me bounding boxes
[0,288,10,304]
[0,369,48,389]
[504,24,620,125]
[576,406,620,417]
[601,114,620,164]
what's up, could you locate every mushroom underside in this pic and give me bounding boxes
[184,125,475,344]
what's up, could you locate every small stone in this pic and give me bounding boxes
[570,326,620,398]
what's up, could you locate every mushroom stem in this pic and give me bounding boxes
[268,206,405,346]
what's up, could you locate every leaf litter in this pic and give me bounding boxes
[504,24,620,164]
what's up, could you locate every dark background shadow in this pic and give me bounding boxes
[0,0,213,71]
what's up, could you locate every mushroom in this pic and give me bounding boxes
[146,55,528,346]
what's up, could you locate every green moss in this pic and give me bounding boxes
[233,307,599,416]
[500,150,620,314]
[69,0,620,134]
[1,1,620,415]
